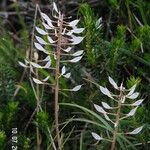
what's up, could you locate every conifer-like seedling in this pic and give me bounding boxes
[19,2,84,150]
[91,77,144,150]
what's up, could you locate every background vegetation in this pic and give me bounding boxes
[0,0,150,149]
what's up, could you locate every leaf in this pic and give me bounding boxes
[53,2,59,13]
[91,132,103,141]
[69,56,83,63]
[47,36,55,43]
[69,19,79,27]
[101,102,112,109]
[127,126,143,135]
[61,66,66,75]
[72,50,84,56]
[36,27,47,35]
[18,61,28,68]
[33,77,44,84]
[126,92,139,99]
[72,28,84,33]
[127,84,136,96]
[70,36,84,45]
[93,104,106,114]
[35,36,47,45]
[63,47,72,52]
[108,76,118,89]
[41,13,54,28]
[42,22,52,30]
[42,76,50,82]
[127,107,137,117]
[100,86,114,99]
[63,73,71,78]
[34,42,46,52]
[71,85,82,91]
[132,99,144,106]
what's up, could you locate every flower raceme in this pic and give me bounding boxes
[18,2,84,149]
[18,2,84,91]
[91,76,144,146]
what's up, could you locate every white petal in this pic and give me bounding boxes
[18,61,27,68]
[63,47,72,53]
[127,92,139,99]
[42,76,50,82]
[34,52,39,60]
[44,61,51,68]
[66,31,73,36]
[127,107,138,117]
[30,62,43,68]
[63,73,71,78]
[36,27,47,35]
[70,36,84,45]
[127,84,136,96]
[71,85,82,91]
[72,28,84,33]
[25,59,29,64]
[53,2,59,13]
[122,96,126,103]
[54,54,56,60]
[61,66,66,75]
[108,76,118,89]
[35,36,47,45]
[47,36,55,43]
[41,13,54,28]
[101,102,112,109]
[93,104,106,114]
[100,86,114,99]
[34,42,46,52]
[42,22,52,30]
[33,77,44,84]
[69,56,83,63]
[127,126,143,135]
[42,56,51,61]
[91,132,103,141]
[96,17,102,29]
[104,114,111,121]
[69,19,79,27]
[72,50,84,56]
[132,99,144,106]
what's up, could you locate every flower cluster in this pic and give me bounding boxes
[92,76,144,142]
[18,2,84,91]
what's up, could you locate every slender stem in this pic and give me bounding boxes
[54,16,63,150]
[111,86,124,150]
[31,4,41,150]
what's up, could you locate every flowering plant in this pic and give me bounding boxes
[91,77,144,150]
[19,2,84,150]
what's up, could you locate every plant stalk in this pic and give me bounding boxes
[54,15,63,150]
[111,86,124,150]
